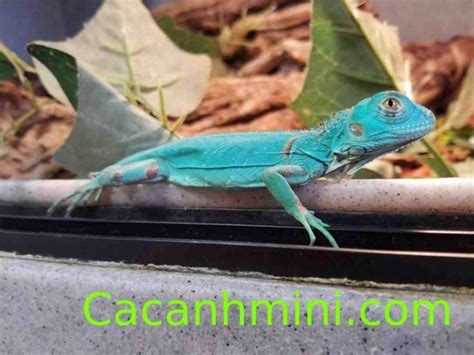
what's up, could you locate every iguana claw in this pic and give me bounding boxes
[294,209,338,248]
[47,181,103,217]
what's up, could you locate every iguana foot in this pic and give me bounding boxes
[47,158,165,218]
[293,208,338,248]
[262,165,339,248]
[47,181,103,217]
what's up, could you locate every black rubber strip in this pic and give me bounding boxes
[1,228,474,287]
[1,206,472,231]
[0,207,473,287]
[0,214,473,251]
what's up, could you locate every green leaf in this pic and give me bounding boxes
[0,51,15,81]
[54,65,175,176]
[291,0,408,125]
[291,0,454,178]
[352,168,384,179]
[30,0,211,117]
[156,16,229,78]
[157,16,221,57]
[27,44,78,108]
[0,42,36,82]
[418,139,458,178]
[418,156,458,178]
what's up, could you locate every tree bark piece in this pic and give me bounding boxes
[153,1,375,58]
[179,73,305,135]
[152,0,301,33]
[256,2,311,31]
[404,36,474,109]
[0,81,75,179]
[238,39,310,76]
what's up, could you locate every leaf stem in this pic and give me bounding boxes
[157,85,168,128]
[10,108,38,134]
[0,42,41,132]
[170,114,187,133]
[100,33,184,137]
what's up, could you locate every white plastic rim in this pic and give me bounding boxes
[0,178,472,213]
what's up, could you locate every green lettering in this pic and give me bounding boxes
[251,299,289,326]
[222,290,245,326]
[384,300,408,327]
[294,291,301,326]
[167,300,189,326]
[334,291,341,326]
[142,300,162,327]
[306,299,329,326]
[413,300,450,326]
[115,299,137,326]
[195,300,217,326]
[360,299,380,327]
[83,291,111,327]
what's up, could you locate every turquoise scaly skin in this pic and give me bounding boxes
[48,91,436,247]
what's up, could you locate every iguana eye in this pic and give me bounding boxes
[381,97,401,111]
[350,123,363,137]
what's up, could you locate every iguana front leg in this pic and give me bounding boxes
[262,165,339,248]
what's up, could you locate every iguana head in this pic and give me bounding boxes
[326,91,435,177]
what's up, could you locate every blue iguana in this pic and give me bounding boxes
[48,91,435,247]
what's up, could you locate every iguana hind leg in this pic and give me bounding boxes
[48,158,167,217]
[262,165,339,248]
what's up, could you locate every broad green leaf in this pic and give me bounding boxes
[291,0,408,125]
[291,0,454,178]
[0,52,15,81]
[28,45,78,108]
[157,16,221,57]
[55,65,175,176]
[31,0,211,117]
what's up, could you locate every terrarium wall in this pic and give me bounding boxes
[0,0,473,180]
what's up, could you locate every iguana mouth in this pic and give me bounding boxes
[325,136,422,180]
[396,120,435,140]
[346,139,417,175]
[326,114,435,181]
